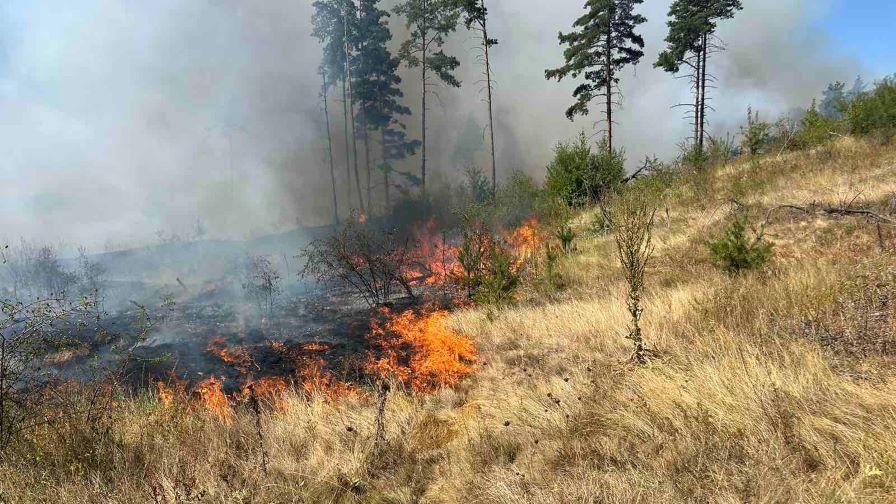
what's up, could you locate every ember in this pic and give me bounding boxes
[365,308,478,392]
[207,335,257,373]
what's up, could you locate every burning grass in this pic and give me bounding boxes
[6,138,896,503]
[365,308,478,392]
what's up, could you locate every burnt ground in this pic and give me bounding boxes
[52,279,412,394]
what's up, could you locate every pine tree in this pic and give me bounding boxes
[394,0,462,195]
[319,66,339,224]
[456,0,498,194]
[353,0,420,212]
[655,0,743,155]
[312,0,349,218]
[545,0,646,153]
[312,0,365,212]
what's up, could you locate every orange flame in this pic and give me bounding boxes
[155,375,187,408]
[406,218,462,286]
[192,375,233,423]
[365,308,478,392]
[271,341,355,398]
[207,335,257,373]
[505,217,545,262]
[241,377,289,410]
[358,213,368,224]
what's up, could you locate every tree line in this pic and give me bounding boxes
[311,0,748,222]
[312,0,499,223]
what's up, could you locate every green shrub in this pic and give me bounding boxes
[455,227,520,306]
[793,99,842,149]
[555,225,576,253]
[706,216,774,275]
[706,133,736,167]
[740,107,773,157]
[545,133,624,207]
[847,77,896,139]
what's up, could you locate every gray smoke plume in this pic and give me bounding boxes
[0,0,870,248]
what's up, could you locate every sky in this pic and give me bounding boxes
[0,0,893,250]
[819,0,896,78]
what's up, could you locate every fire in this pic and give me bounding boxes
[155,374,188,408]
[192,375,233,423]
[358,213,368,224]
[207,335,257,373]
[365,308,478,392]
[242,377,289,410]
[505,217,545,262]
[271,341,355,398]
[407,218,461,286]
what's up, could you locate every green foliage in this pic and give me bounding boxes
[463,165,492,205]
[706,215,774,275]
[394,0,461,86]
[740,107,772,157]
[847,77,896,140]
[455,228,519,306]
[545,133,625,207]
[555,224,576,253]
[706,133,736,167]
[792,99,841,149]
[545,0,646,125]
[680,142,710,170]
[494,170,544,227]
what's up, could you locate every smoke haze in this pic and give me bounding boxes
[0,0,871,249]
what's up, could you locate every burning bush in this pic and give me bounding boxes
[365,308,478,392]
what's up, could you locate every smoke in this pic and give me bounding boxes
[0,0,869,249]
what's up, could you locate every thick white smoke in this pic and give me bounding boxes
[0,0,870,249]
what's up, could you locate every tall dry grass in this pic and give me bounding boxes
[2,138,896,503]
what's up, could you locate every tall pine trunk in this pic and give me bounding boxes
[322,72,339,224]
[699,33,708,153]
[693,47,702,150]
[343,16,365,213]
[420,0,428,196]
[364,130,372,213]
[421,51,428,195]
[381,130,391,209]
[341,57,353,206]
[605,20,614,153]
[481,0,497,194]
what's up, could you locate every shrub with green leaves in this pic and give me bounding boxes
[454,227,520,306]
[847,77,896,139]
[740,107,773,157]
[793,99,842,149]
[706,216,774,275]
[545,132,625,207]
[555,224,576,253]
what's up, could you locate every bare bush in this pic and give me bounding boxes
[243,256,282,316]
[604,192,657,364]
[0,296,96,450]
[301,218,416,307]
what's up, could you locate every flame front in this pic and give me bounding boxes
[505,217,545,264]
[365,308,478,392]
[192,375,233,423]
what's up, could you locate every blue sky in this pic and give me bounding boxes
[818,0,896,79]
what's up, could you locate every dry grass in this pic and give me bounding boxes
[3,139,896,503]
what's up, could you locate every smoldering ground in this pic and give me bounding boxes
[1,0,867,249]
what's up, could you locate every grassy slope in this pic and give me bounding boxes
[3,138,896,503]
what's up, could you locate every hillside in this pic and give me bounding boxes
[3,138,896,503]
